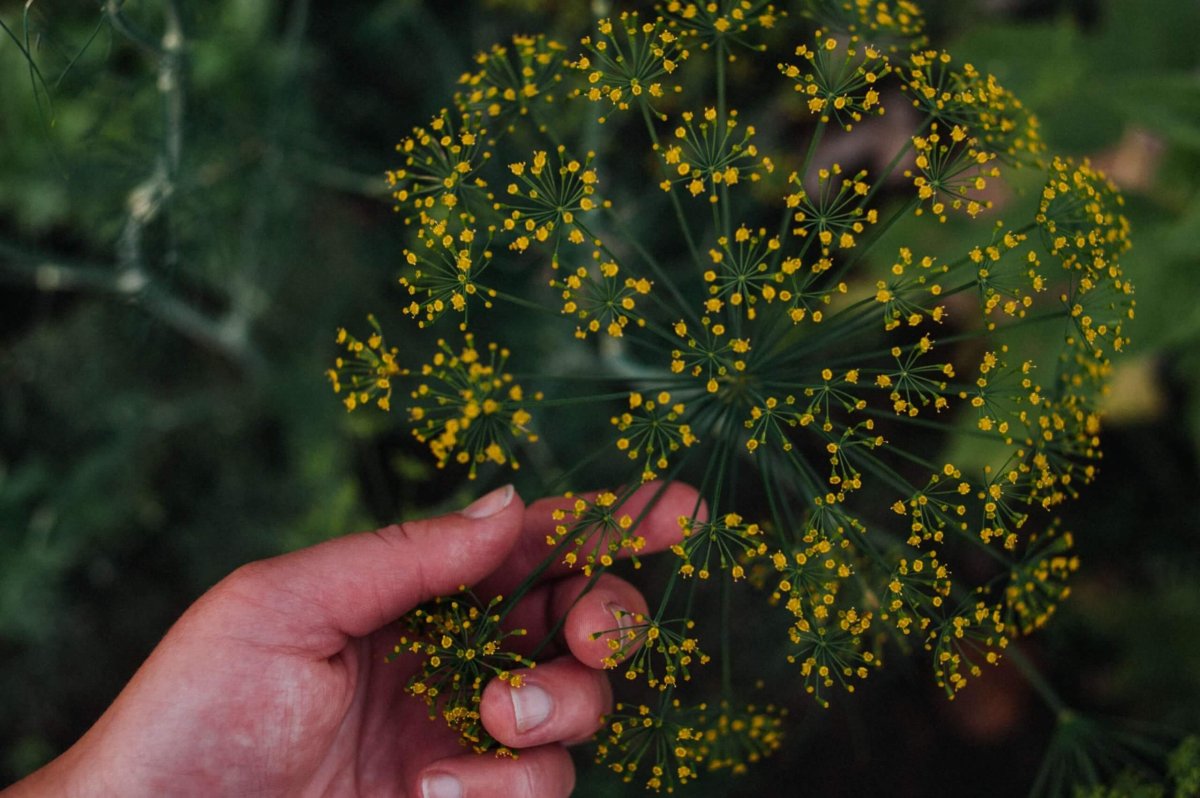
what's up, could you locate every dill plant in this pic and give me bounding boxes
[329,0,1134,789]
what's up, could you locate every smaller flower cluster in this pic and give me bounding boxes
[800,0,926,45]
[594,609,709,690]
[551,259,652,340]
[497,146,601,259]
[670,317,756,395]
[663,0,780,52]
[658,108,775,201]
[902,50,1043,164]
[595,700,706,793]
[907,123,1000,221]
[1037,156,1134,360]
[1003,525,1078,635]
[454,35,567,128]
[784,164,878,258]
[407,336,539,479]
[612,391,698,482]
[703,225,782,317]
[927,599,1009,697]
[699,700,787,774]
[764,526,881,707]
[549,490,647,575]
[880,551,952,634]
[386,109,493,218]
[595,698,786,792]
[570,13,689,123]
[399,215,497,330]
[671,512,765,579]
[778,31,890,130]
[787,605,879,708]
[393,592,531,754]
[326,316,404,411]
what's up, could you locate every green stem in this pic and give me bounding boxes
[719,565,733,698]
[768,121,827,278]
[829,195,920,285]
[716,41,727,126]
[862,120,924,208]
[527,569,605,661]
[602,206,701,329]
[716,40,732,236]
[544,443,616,497]
[1007,643,1068,715]
[534,391,635,408]
[640,101,703,269]
[491,289,560,315]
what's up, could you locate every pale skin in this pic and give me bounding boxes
[2,481,702,798]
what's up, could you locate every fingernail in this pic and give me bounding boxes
[510,681,553,732]
[604,601,635,630]
[461,484,515,519]
[422,773,463,798]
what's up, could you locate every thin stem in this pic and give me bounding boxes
[0,245,264,372]
[230,0,312,327]
[543,443,616,497]
[1007,643,1068,715]
[716,40,731,236]
[766,118,826,274]
[861,120,924,208]
[640,101,703,268]
[102,0,162,56]
[719,549,733,698]
[828,195,920,285]
[54,16,108,91]
[800,122,827,188]
[534,391,633,408]
[491,289,561,315]
[602,206,701,329]
[716,41,727,126]
[161,0,184,178]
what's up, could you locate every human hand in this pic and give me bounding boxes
[4,482,701,798]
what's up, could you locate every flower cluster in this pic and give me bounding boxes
[663,1,780,52]
[406,336,540,479]
[392,592,531,754]
[331,0,1132,787]
[550,489,648,575]
[455,35,567,129]
[594,698,786,792]
[326,316,403,411]
[672,512,765,580]
[570,13,689,123]
[399,216,498,329]
[779,32,890,130]
[500,146,601,259]
[658,108,775,201]
[801,0,926,44]
[386,109,492,218]
[613,391,698,481]
[595,610,710,690]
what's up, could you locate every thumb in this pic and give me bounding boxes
[224,485,524,651]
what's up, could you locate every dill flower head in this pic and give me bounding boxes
[331,0,1132,786]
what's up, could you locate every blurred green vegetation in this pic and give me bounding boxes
[2,0,1198,794]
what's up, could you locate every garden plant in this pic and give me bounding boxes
[328,0,1137,791]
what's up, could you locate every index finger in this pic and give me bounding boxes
[477,480,704,599]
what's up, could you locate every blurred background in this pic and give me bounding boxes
[1,0,1197,794]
